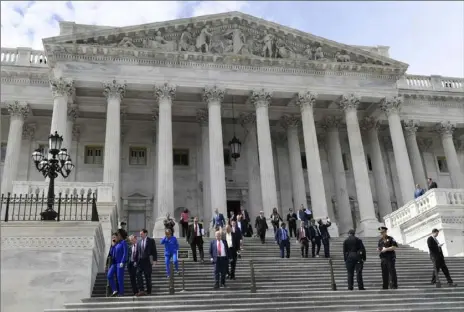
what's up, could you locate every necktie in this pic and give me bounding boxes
[217,241,222,256]
[132,246,136,261]
[194,224,197,237]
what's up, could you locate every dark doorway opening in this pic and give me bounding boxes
[227,200,241,219]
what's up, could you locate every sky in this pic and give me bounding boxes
[1,1,463,77]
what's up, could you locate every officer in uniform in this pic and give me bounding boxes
[343,229,366,290]
[377,226,398,289]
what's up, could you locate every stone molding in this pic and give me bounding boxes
[250,89,272,109]
[401,93,464,103]
[402,119,419,137]
[154,82,176,101]
[380,96,403,116]
[67,106,79,122]
[320,115,343,130]
[338,94,360,112]
[453,138,464,152]
[272,131,287,145]
[359,116,379,132]
[22,123,36,140]
[239,112,256,130]
[383,136,393,151]
[7,100,30,119]
[203,85,225,104]
[435,121,455,138]
[49,77,74,99]
[152,108,159,121]
[0,236,95,249]
[72,124,81,142]
[417,137,433,152]
[280,114,301,129]
[103,80,126,100]
[317,134,326,148]
[295,91,317,112]
[196,109,208,125]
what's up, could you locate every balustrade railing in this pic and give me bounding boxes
[398,75,464,92]
[1,47,48,67]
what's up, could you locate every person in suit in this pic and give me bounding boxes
[309,219,322,258]
[298,206,308,226]
[377,226,398,289]
[210,230,229,289]
[427,228,457,286]
[107,231,128,297]
[164,213,176,235]
[318,217,332,258]
[127,235,139,295]
[212,208,226,230]
[179,208,189,238]
[225,223,242,280]
[228,211,237,225]
[297,221,310,258]
[343,229,366,290]
[275,222,290,258]
[255,211,268,244]
[270,207,283,234]
[187,216,204,263]
[286,208,298,238]
[136,228,157,296]
[240,207,250,231]
[427,178,438,190]
[161,229,180,277]
[231,220,243,256]
[106,233,119,296]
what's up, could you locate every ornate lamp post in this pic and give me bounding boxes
[228,96,242,161]
[31,131,74,221]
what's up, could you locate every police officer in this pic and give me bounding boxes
[343,229,366,290]
[377,226,398,289]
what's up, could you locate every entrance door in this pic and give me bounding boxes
[226,200,241,219]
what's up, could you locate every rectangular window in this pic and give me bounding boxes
[301,152,307,170]
[173,149,189,166]
[224,148,231,166]
[366,154,373,171]
[436,156,449,173]
[342,153,350,171]
[1,143,6,162]
[84,146,103,164]
[129,147,147,165]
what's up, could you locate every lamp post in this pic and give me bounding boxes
[228,96,242,161]
[31,131,74,221]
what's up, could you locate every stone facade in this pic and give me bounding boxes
[1,11,464,237]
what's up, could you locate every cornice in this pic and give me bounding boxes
[1,70,50,85]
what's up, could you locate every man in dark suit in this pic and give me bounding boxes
[136,229,157,296]
[427,178,438,190]
[318,217,332,258]
[226,222,242,279]
[212,208,226,230]
[209,230,229,289]
[343,229,366,290]
[297,222,310,258]
[127,235,139,295]
[255,211,268,244]
[309,219,322,258]
[240,207,250,231]
[287,208,298,238]
[275,222,290,258]
[427,228,457,286]
[187,216,204,263]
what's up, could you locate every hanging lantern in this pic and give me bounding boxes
[228,135,242,161]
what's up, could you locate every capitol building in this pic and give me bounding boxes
[1,11,463,240]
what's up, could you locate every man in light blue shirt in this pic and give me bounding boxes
[275,223,291,258]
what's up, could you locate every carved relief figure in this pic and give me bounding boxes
[223,27,246,54]
[304,45,313,60]
[335,51,350,62]
[143,31,177,52]
[196,25,212,53]
[260,30,275,58]
[117,37,137,48]
[275,39,295,59]
[179,26,195,52]
[314,46,325,60]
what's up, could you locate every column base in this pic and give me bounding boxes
[356,219,383,237]
[327,222,340,238]
[152,218,180,238]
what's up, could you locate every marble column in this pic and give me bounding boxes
[321,116,352,234]
[153,83,176,236]
[273,132,293,215]
[360,117,392,219]
[240,113,262,218]
[203,86,227,219]
[196,109,212,226]
[49,77,74,143]
[403,119,427,188]
[151,108,159,231]
[338,94,380,236]
[417,137,433,180]
[103,80,126,218]
[436,122,464,188]
[70,124,80,182]
[380,96,415,205]
[280,115,306,212]
[23,123,37,181]
[1,101,29,194]
[65,107,78,154]
[295,92,328,219]
[250,89,278,219]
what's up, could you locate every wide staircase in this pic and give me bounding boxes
[46,236,464,311]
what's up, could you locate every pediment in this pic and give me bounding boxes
[43,11,408,75]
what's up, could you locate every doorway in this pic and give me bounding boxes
[227,200,241,219]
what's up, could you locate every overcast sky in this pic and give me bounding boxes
[1,1,462,77]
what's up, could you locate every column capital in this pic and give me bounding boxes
[320,116,343,130]
[402,119,419,137]
[380,96,403,116]
[203,85,225,104]
[280,114,301,129]
[239,112,256,130]
[272,132,287,145]
[154,82,176,102]
[338,94,361,112]
[417,137,433,152]
[152,108,159,121]
[7,101,30,119]
[50,77,74,98]
[22,123,36,140]
[67,106,79,122]
[359,117,380,132]
[103,80,126,101]
[250,89,272,109]
[196,109,209,126]
[435,121,455,138]
[295,91,317,112]
[72,124,81,142]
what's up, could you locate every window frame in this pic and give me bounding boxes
[436,155,449,173]
[173,148,190,167]
[129,146,148,166]
[84,145,104,165]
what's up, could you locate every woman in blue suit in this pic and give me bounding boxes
[161,229,180,278]
[107,231,128,296]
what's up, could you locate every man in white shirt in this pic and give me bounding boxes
[209,230,229,289]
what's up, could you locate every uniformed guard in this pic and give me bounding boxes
[377,226,398,289]
[343,229,366,290]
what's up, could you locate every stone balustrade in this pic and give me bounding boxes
[1,47,48,67]
[11,181,114,202]
[397,74,464,92]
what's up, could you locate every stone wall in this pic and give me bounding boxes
[0,221,105,312]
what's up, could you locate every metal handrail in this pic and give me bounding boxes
[181,260,186,292]
[249,259,257,293]
[329,258,337,291]
[169,262,175,294]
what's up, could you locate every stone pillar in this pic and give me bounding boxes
[403,119,427,188]
[380,96,415,205]
[70,124,80,182]
[273,132,293,215]
[338,94,380,236]
[151,109,159,230]
[49,77,74,143]
[436,122,464,188]
[250,89,279,219]
[1,101,29,194]
[321,116,352,234]
[102,80,126,219]
[23,123,37,181]
[280,115,306,212]
[196,109,212,227]
[203,86,227,220]
[295,92,328,219]
[153,83,176,237]
[360,117,392,219]
[240,113,262,218]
